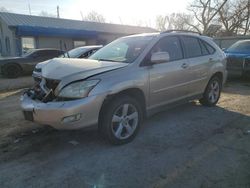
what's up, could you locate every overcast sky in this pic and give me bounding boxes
[0,0,192,27]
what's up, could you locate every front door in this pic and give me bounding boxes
[147,36,190,109]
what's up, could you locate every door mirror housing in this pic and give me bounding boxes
[151,52,170,64]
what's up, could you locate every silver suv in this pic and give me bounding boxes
[21,31,227,144]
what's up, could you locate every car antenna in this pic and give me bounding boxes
[64,42,70,58]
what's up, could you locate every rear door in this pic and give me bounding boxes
[180,36,214,95]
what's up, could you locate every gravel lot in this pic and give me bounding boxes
[0,78,249,188]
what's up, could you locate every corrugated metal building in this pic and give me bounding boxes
[0,12,156,57]
[214,35,250,49]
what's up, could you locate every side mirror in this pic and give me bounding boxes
[151,52,170,64]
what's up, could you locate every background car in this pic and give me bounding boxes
[32,45,102,80]
[59,45,102,59]
[0,49,64,78]
[224,40,250,77]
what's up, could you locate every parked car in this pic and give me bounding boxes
[0,49,64,78]
[32,45,102,79]
[60,45,102,59]
[224,40,250,77]
[21,31,227,145]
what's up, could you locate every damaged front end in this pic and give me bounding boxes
[25,78,60,103]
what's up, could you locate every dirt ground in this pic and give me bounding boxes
[0,78,249,188]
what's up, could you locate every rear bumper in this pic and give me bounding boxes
[20,93,105,130]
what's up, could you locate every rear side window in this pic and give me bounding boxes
[199,40,209,56]
[204,41,215,54]
[200,40,215,55]
[182,36,202,58]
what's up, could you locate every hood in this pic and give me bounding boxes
[35,59,51,69]
[42,58,128,80]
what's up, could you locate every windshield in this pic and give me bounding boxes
[227,41,250,53]
[59,47,88,58]
[89,36,154,63]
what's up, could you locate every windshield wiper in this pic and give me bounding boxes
[98,59,128,63]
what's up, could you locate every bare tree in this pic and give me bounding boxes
[84,11,106,23]
[188,0,228,34]
[155,13,199,32]
[0,7,10,12]
[155,15,168,31]
[218,0,250,35]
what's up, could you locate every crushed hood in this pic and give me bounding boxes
[41,58,128,80]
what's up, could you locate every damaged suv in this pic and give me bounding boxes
[21,31,227,144]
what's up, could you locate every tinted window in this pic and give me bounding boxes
[182,36,202,58]
[47,50,62,57]
[199,40,209,56]
[36,51,48,57]
[227,41,250,52]
[202,40,215,54]
[151,36,183,61]
[36,50,61,57]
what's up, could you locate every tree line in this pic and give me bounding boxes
[1,0,249,36]
[156,0,250,36]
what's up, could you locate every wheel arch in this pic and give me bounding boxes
[211,71,223,84]
[98,88,147,123]
[2,63,23,75]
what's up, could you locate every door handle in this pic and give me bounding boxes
[181,63,188,69]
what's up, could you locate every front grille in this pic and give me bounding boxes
[26,78,60,103]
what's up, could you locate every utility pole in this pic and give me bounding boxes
[57,6,60,18]
[80,11,84,21]
[28,0,31,15]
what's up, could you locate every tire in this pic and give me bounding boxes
[199,76,222,107]
[4,64,22,78]
[99,95,143,145]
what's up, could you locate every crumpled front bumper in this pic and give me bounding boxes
[20,93,105,130]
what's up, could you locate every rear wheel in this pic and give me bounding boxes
[199,76,222,106]
[99,95,143,145]
[4,64,22,78]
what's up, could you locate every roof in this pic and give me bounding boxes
[0,12,156,35]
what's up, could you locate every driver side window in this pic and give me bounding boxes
[151,36,183,62]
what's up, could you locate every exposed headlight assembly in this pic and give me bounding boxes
[58,80,100,99]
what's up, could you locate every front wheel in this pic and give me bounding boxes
[199,76,222,106]
[99,95,143,145]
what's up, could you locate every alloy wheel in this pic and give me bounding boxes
[111,103,139,140]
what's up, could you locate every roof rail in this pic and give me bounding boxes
[160,30,201,35]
